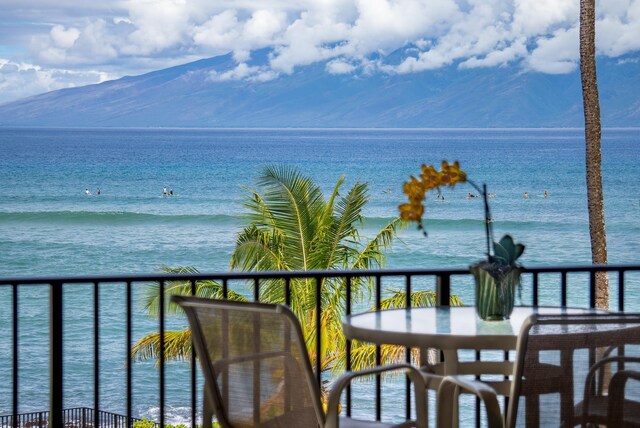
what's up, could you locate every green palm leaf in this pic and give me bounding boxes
[134,165,412,368]
[131,330,193,364]
[143,266,246,317]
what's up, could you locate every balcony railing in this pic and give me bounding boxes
[0,408,150,428]
[1,264,638,427]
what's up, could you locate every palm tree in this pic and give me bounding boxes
[230,165,408,369]
[580,0,609,309]
[132,165,409,370]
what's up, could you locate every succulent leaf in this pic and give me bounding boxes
[514,243,525,261]
[492,242,510,266]
[491,234,525,267]
[499,235,516,262]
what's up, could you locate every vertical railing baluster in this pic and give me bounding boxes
[503,350,510,419]
[12,283,18,428]
[190,279,197,428]
[283,276,292,415]
[285,277,291,306]
[126,281,132,428]
[532,272,539,306]
[253,276,263,424]
[618,270,625,312]
[252,310,261,425]
[589,271,596,308]
[437,273,451,306]
[475,350,481,427]
[561,271,568,307]
[345,275,352,417]
[159,280,165,428]
[405,275,411,421]
[315,276,322,387]
[375,274,382,422]
[222,278,228,300]
[94,281,100,428]
[50,281,63,428]
[222,293,230,415]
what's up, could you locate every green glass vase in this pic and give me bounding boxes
[471,265,521,321]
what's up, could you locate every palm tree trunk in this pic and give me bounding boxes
[580,0,608,309]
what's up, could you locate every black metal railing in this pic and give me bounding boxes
[0,407,150,428]
[1,264,639,427]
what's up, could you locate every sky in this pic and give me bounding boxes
[0,0,639,104]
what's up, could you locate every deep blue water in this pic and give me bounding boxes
[0,127,639,423]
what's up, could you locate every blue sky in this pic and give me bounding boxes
[0,0,639,104]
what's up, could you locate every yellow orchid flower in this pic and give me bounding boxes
[399,160,469,231]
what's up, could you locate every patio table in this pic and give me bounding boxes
[342,306,604,396]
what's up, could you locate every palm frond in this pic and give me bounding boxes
[329,342,421,374]
[143,266,200,315]
[323,175,345,222]
[311,181,369,271]
[131,330,192,364]
[142,265,247,318]
[241,186,278,227]
[230,226,288,271]
[349,218,405,271]
[379,289,463,309]
[257,165,327,271]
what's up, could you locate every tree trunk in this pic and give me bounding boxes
[580,0,609,309]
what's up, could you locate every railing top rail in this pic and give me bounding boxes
[0,264,638,286]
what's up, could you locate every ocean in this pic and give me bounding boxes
[1,127,639,423]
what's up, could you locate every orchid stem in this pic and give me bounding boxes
[482,183,493,261]
[468,179,494,260]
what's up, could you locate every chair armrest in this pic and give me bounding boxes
[584,356,640,392]
[325,364,428,428]
[437,376,504,428]
[582,355,640,422]
[607,369,640,427]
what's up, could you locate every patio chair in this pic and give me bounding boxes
[436,313,640,427]
[578,354,640,427]
[173,296,428,428]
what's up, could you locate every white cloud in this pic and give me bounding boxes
[387,1,516,73]
[1,0,640,103]
[233,49,251,63]
[348,0,460,53]
[208,62,278,82]
[124,0,191,55]
[512,0,577,37]
[526,26,579,74]
[50,25,80,49]
[269,14,352,73]
[326,58,356,74]
[0,59,109,104]
[193,10,241,50]
[243,9,287,45]
[596,1,640,56]
[460,38,528,68]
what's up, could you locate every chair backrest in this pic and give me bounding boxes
[507,312,640,427]
[174,296,325,428]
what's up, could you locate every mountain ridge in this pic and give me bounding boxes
[0,50,638,128]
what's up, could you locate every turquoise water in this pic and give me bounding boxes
[0,127,639,423]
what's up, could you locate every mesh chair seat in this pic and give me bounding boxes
[174,296,427,428]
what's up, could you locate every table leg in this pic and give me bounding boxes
[560,349,574,426]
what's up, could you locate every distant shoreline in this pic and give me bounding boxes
[1,125,639,131]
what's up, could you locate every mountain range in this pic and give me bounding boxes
[0,49,638,128]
